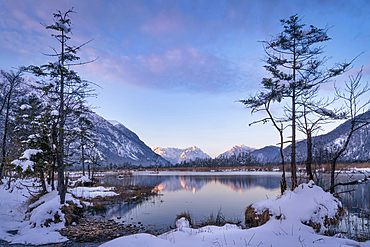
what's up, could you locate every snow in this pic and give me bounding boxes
[55,22,71,33]
[50,110,59,116]
[20,104,32,110]
[0,178,117,245]
[252,180,340,234]
[69,175,91,186]
[11,149,42,171]
[0,178,69,245]
[315,107,337,118]
[1,177,370,246]
[100,181,370,247]
[68,186,118,199]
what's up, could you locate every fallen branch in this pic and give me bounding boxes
[334,176,369,187]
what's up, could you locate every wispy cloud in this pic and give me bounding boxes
[141,13,184,35]
[82,47,249,93]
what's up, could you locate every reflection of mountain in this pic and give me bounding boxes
[154,177,208,193]
[151,174,281,194]
[102,173,281,194]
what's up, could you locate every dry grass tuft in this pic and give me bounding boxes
[244,205,271,228]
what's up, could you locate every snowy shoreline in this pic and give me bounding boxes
[1,173,370,246]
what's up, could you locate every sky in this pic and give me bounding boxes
[0,0,369,158]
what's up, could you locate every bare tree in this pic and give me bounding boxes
[0,70,23,178]
[329,68,370,193]
[295,87,342,182]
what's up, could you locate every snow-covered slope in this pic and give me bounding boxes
[279,110,370,163]
[153,146,211,165]
[83,114,169,167]
[250,145,280,162]
[217,144,255,158]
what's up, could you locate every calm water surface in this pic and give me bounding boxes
[100,171,282,232]
[98,171,370,236]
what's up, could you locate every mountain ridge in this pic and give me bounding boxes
[83,115,169,168]
[277,110,370,163]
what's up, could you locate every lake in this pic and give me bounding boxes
[97,170,370,238]
[98,171,282,232]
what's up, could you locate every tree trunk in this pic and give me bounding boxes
[291,88,297,189]
[40,170,47,193]
[58,30,66,204]
[279,126,287,193]
[82,144,85,176]
[291,40,298,189]
[306,129,313,182]
[330,126,354,193]
[0,90,12,178]
[51,164,55,191]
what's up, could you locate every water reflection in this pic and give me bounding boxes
[99,172,282,232]
[99,171,370,238]
[152,174,281,193]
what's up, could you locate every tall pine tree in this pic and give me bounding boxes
[26,8,95,203]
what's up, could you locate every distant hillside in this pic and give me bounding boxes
[153,146,211,165]
[80,114,170,168]
[278,110,370,163]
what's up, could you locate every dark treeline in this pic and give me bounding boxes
[173,152,263,168]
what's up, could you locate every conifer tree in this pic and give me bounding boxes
[25,8,95,203]
[242,14,352,189]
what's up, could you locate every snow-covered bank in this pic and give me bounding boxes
[0,177,117,245]
[100,181,370,247]
[0,178,69,245]
[1,176,370,246]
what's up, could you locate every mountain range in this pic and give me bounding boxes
[82,110,370,168]
[217,144,280,163]
[152,146,211,165]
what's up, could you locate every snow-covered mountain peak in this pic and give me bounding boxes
[217,144,255,158]
[153,146,211,165]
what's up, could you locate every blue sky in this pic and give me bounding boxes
[1,0,369,157]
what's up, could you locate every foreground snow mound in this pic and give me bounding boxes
[99,216,365,247]
[0,179,83,245]
[252,180,341,233]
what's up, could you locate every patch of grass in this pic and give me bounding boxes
[175,209,242,229]
[199,209,226,227]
